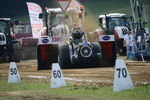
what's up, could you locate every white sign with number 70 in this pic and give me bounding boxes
[113,59,134,92]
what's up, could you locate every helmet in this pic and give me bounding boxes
[72,30,82,39]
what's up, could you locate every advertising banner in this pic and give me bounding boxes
[26,2,43,38]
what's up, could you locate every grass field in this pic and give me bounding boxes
[0,80,150,100]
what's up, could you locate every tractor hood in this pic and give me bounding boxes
[114,26,128,39]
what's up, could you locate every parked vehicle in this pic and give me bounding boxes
[0,18,21,63]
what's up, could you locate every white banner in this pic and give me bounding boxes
[26,2,43,38]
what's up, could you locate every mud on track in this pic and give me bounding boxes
[0,58,150,87]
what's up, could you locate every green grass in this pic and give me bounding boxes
[0,80,150,100]
[0,80,50,92]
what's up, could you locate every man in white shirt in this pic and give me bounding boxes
[124,30,134,57]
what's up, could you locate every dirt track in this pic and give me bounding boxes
[0,58,150,87]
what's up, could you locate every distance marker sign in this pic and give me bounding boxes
[8,62,21,84]
[57,0,72,13]
[51,63,66,88]
[113,59,134,92]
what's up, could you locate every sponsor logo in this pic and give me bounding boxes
[103,36,110,41]
[52,37,63,42]
[42,39,49,43]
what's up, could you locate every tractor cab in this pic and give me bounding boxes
[99,13,127,34]
[0,18,11,43]
[39,8,79,37]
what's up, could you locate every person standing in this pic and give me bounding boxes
[123,30,134,57]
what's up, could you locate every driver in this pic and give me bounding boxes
[71,30,84,44]
[72,30,82,39]
[110,20,117,29]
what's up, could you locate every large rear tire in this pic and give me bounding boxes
[91,42,102,67]
[10,42,21,62]
[58,44,71,69]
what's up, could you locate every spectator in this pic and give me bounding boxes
[146,33,150,49]
[124,30,134,57]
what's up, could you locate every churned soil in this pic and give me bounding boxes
[0,59,150,100]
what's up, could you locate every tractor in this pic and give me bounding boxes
[58,26,102,68]
[37,7,84,70]
[13,22,38,60]
[0,18,21,63]
[98,13,129,56]
[89,13,129,66]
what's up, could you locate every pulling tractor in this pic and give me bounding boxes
[0,18,21,63]
[128,0,150,61]
[37,7,84,70]
[58,26,102,68]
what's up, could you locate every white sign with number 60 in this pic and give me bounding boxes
[51,63,66,88]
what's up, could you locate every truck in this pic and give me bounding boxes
[0,18,21,63]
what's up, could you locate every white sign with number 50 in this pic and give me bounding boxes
[8,62,21,84]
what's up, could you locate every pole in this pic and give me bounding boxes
[64,13,66,38]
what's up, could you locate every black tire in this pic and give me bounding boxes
[58,44,71,69]
[0,57,3,63]
[91,42,102,67]
[3,56,9,63]
[10,42,21,62]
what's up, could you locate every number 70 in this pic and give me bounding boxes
[116,68,127,78]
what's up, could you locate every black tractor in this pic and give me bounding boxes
[0,18,21,63]
[58,26,102,68]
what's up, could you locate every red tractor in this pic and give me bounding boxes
[13,22,38,60]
